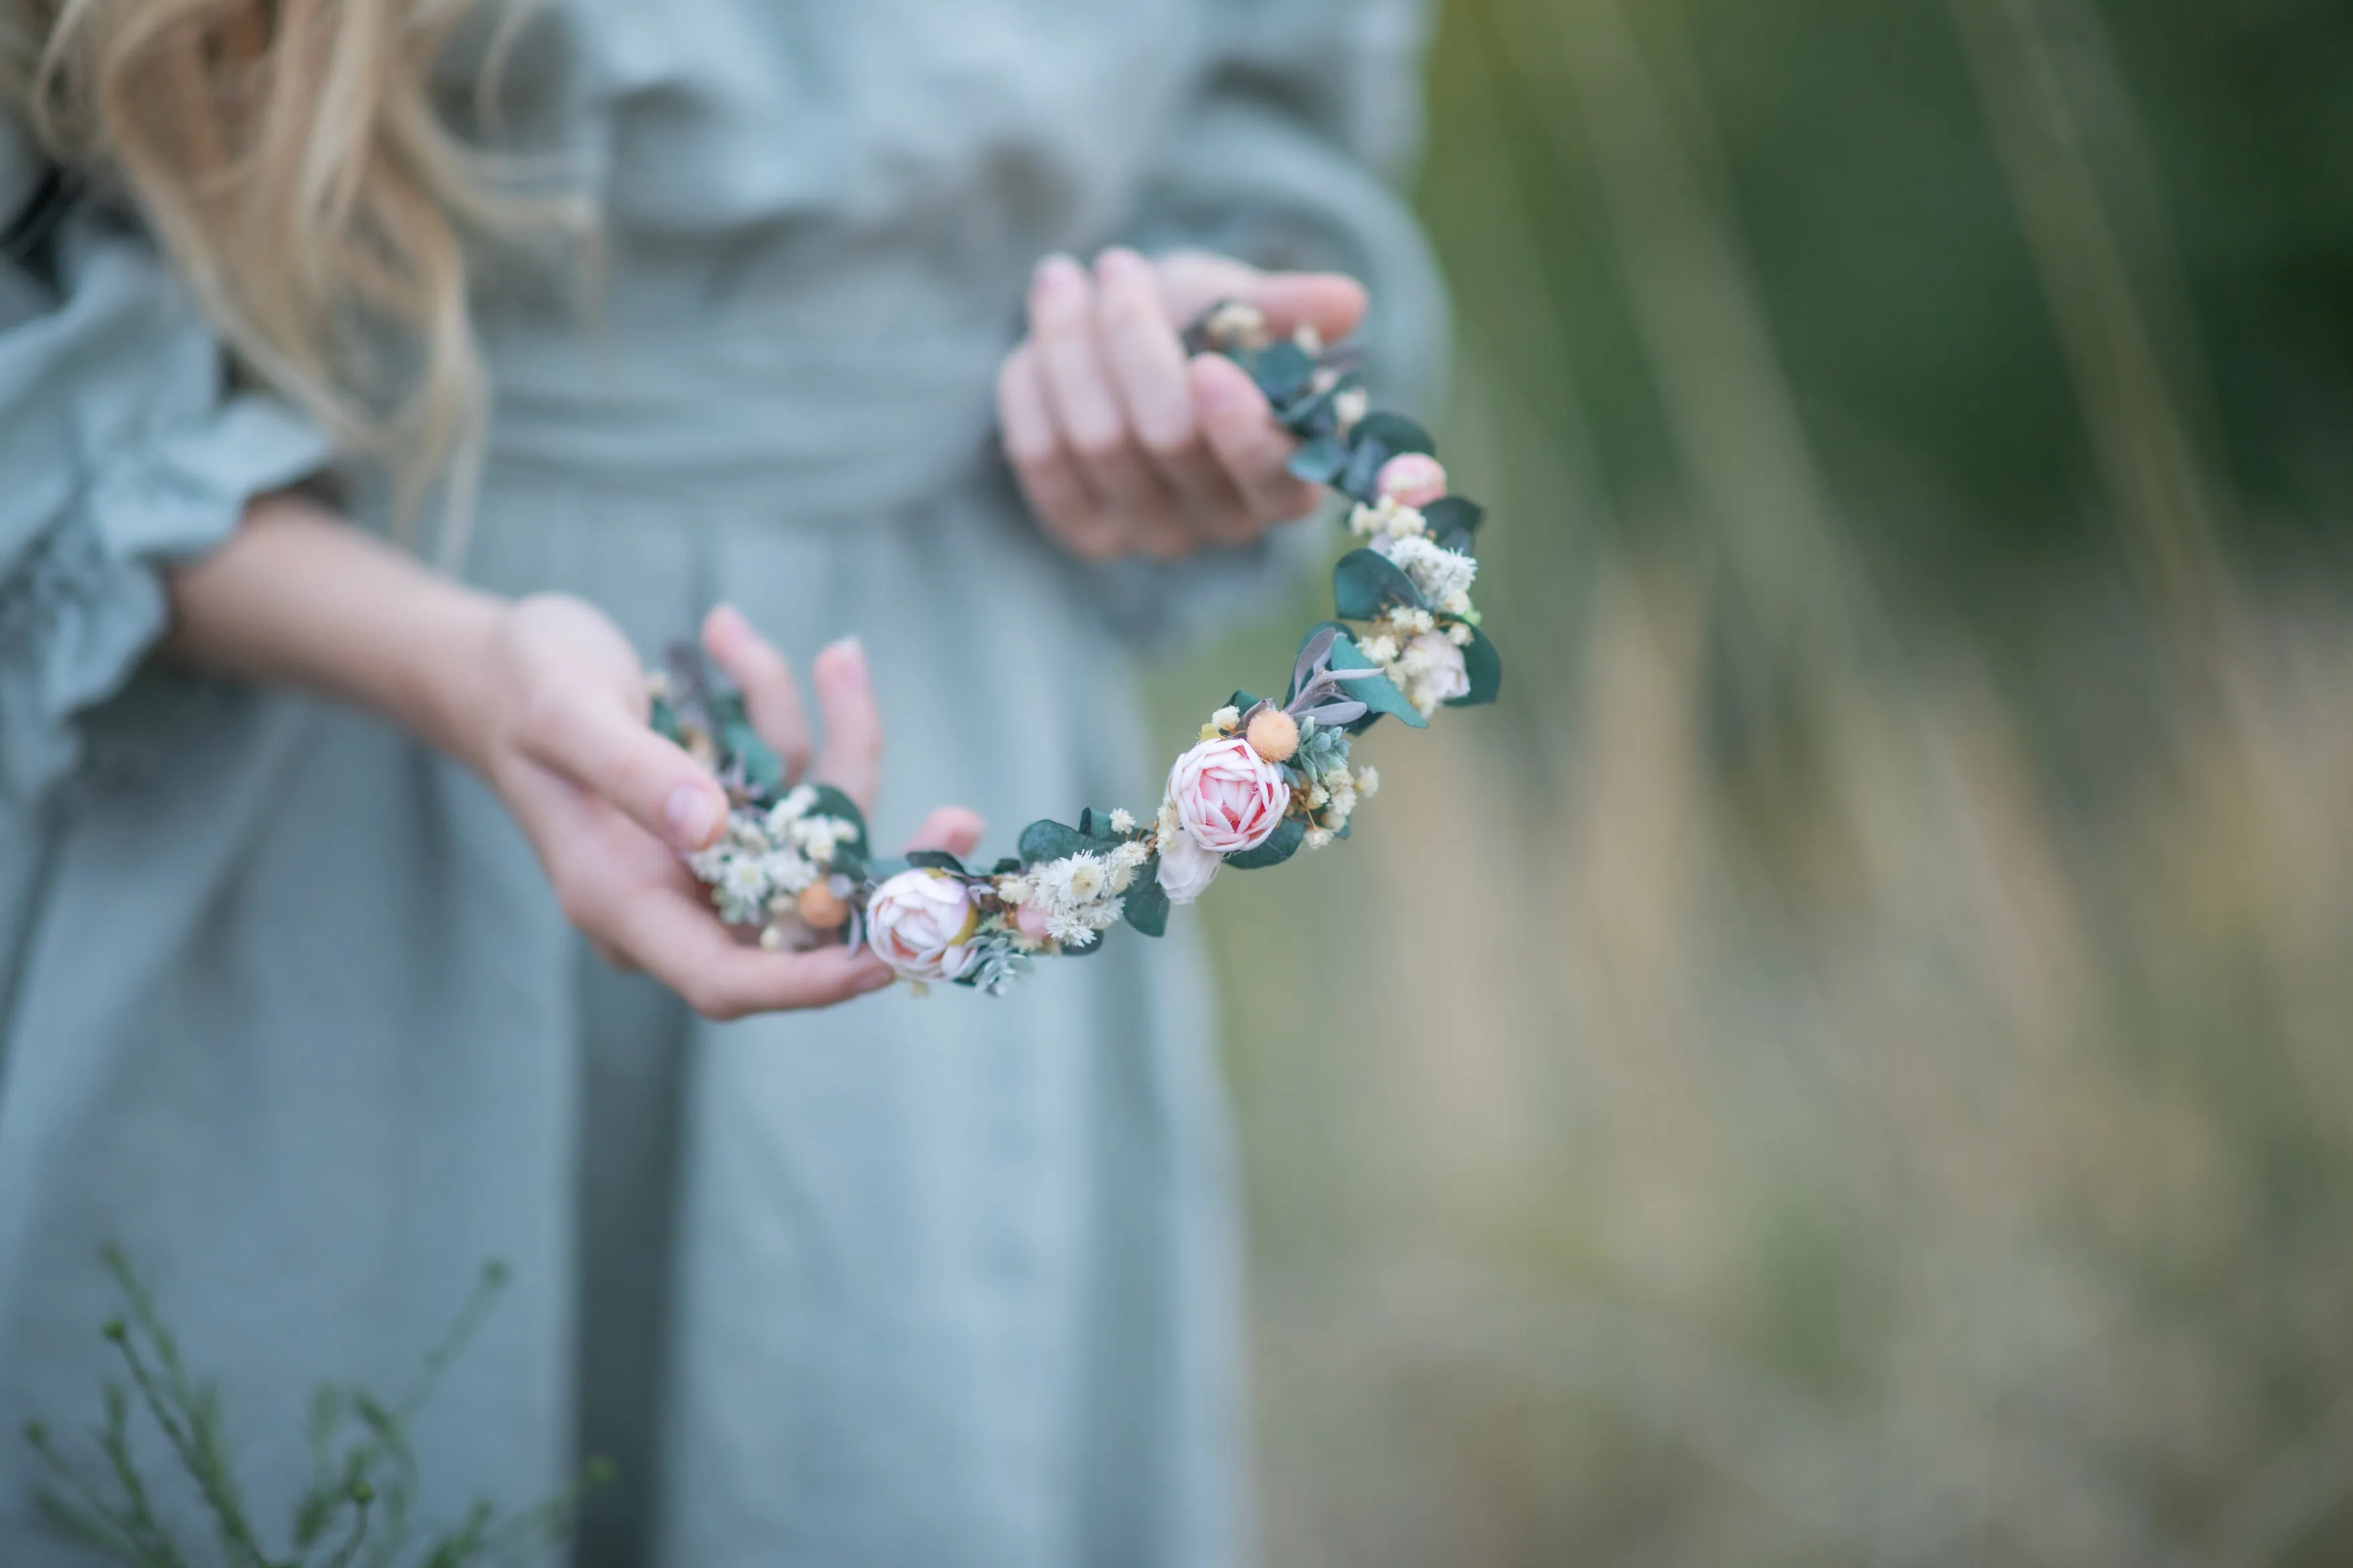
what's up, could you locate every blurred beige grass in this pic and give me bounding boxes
[1148,0,2353,1563]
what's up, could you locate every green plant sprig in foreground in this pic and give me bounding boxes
[22,1249,610,1568]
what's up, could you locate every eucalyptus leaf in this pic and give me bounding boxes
[1285,436,1349,485]
[1018,819,1090,865]
[1351,411,1437,458]
[906,849,968,874]
[1420,496,1485,552]
[1225,815,1306,870]
[1449,625,1503,708]
[1302,620,1427,731]
[805,784,869,848]
[1122,861,1170,936]
[1333,548,1426,620]
[721,720,785,792]
[1245,341,1317,405]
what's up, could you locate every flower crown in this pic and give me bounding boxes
[651,302,1503,994]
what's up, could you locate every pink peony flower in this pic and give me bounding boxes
[1375,452,1448,509]
[866,869,980,983]
[1167,735,1290,855]
[1155,824,1224,905]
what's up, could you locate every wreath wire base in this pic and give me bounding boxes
[652,302,1503,995]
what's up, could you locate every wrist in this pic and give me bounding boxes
[395,586,511,778]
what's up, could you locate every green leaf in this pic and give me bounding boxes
[721,719,784,792]
[1334,548,1425,620]
[906,850,967,874]
[1449,625,1503,708]
[1227,689,1261,715]
[1122,860,1170,936]
[1019,819,1090,864]
[1304,620,1427,731]
[1244,341,1318,405]
[1352,411,1436,457]
[1420,496,1485,552]
[804,784,869,850]
[1226,815,1306,870]
[1338,412,1437,499]
[1286,435,1349,485]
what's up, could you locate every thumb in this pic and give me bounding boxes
[902,807,988,861]
[1235,270,1369,344]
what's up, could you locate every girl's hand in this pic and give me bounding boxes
[997,247,1369,561]
[468,596,983,1019]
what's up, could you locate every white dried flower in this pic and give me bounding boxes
[757,850,818,895]
[1448,622,1474,646]
[1210,704,1240,732]
[1355,765,1380,798]
[1304,827,1336,851]
[1376,534,1478,609]
[1332,386,1369,433]
[1109,807,1137,835]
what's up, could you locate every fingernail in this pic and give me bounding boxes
[666,785,719,850]
[821,636,869,690]
[1033,252,1082,294]
[1094,245,1143,280]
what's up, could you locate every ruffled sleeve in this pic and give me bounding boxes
[1088,0,1452,645]
[0,122,331,807]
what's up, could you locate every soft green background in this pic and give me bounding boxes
[1150,1,2353,1562]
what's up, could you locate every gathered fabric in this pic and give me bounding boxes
[0,1,1445,1563]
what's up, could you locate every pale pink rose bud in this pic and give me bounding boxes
[1155,824,1223,905]
[1375,452,1448,509]
[866,869,980,983]
[1014,901,1054,942]
[1167,735,1290,855]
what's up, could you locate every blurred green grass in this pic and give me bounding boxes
[1148,1,2353,1563]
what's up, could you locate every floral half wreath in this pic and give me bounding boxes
[650,300,1503,995]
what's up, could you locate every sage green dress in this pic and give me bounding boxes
[0,1,1445,1563]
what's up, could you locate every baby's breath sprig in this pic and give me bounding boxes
[662,300,1499,992]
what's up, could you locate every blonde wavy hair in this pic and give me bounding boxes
[3,0,553,530]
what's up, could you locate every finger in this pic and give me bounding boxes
[1191,354,1326,522]
[517,685,728,852]
[809,636,883,814]
[701,603,812,783]
[1095,248,1195,458]
[1236,271,1369,344]
[901,805,987,860]
[1029,253,1178,542]
[616,883,894,1019]
[1097,248,1252,539]
[999,343,1120,559]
